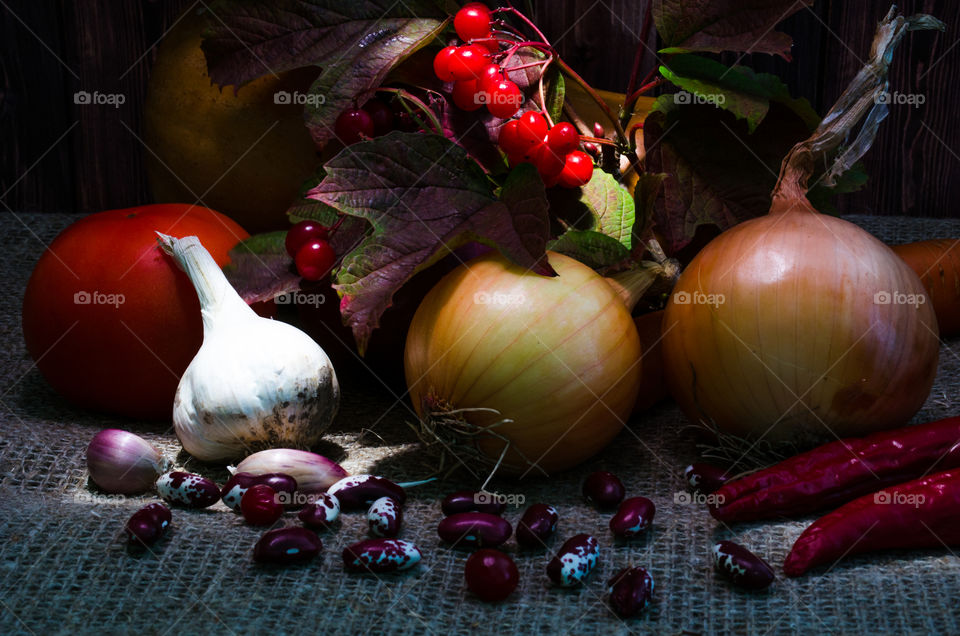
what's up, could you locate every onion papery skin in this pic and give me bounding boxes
[662,206,939,447]
[404,251,642,475]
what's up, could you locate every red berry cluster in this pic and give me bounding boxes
[433,3,522,119]
[499,112,592,188]
[286,220,336,281]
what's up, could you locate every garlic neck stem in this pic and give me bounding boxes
[156,233,255,333]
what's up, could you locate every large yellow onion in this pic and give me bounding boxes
[404,251,641,475]
[661,10,943,448]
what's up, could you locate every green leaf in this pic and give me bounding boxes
[654,0,811,58]
[545,67,566,125]
[308,132,553,352]
[201,0,446,87]
[580,169,636,249]
[547,230,631,271]
[303,19,443,148]
[644,95,813,253]
[633,172,667,243]
[223,232,302,304]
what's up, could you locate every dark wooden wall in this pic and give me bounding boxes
[2,1,958,218]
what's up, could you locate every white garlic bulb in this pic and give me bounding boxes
[157,233,339,462]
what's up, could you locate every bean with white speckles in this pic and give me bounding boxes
[608,567,654,617]
[368,497,402,537]
[547,534,599,587]
[609,497,655,538]
[124,503,171,546]
[516,504,558,548]
[297,493,341,530]
[253,527,323,565]
[343,539,421,573]
[437,513,512,548]
[221,472,298,512]
[684,463,728,494]
[155,472,220,508]
[713,541,774,590]
[327,475,406,510]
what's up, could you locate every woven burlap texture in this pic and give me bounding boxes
[3,212,960,635]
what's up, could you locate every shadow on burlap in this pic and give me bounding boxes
[2,213,959,635]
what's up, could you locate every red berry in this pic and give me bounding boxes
[557,150,594,188]
[547,122,580,156]
[593,121,605,138]
[449,44,488,81]
[454,3,492,42]
[486,79,522,119]
[498,120,526,156]
[241,485,283,526]
[295,240,337,281]
[285,220,329,258]
[535,143,566,180]
[433,46,459,82]
[452,79,483,111]
[478,39,500,55]
[508,141,542,168]
[516,111,548,147]
[477,63,503,97]
[363,98,394,136]
[334,108,374,145]
[465,549,519,602]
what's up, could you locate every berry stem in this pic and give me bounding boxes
[391,89,443,135]
[555,57,627,143]
[624,2,654,100]
[624,77,663,107]
[579,135,616,147]
[493,7,552,48]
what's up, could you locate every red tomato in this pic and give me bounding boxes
[22,204,255,420]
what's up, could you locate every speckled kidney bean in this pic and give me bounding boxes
[441,490,506,516]
[297,493,340,530]
[343,539,421,573]
[368,497,402,537]
[327,475,406,510]
[156,472,220,508]
[437,513,512,548]
[608,567,654,617]
[547,534,599,587]
[684,463,729,494]
[713,541,775,590]
[124,503,171,546]
[253,527,323,565]
[609,497,656,538]
[516,504,559,548]
[221,472,298,512]
[582,471,625,508]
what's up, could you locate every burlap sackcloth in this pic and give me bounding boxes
[2,212,960,636]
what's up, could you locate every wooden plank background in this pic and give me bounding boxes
[1,0,958,218]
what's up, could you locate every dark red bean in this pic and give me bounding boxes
[713,541,775,590]
[516,504,558,548]
[156,471,220,508]
[253,527,322,565]
[221,472,298,511]
[368,497,402,537]
[124,503,171,546]
[608,567,654,617]
[465,549,519,602]
[609,497,656,538]
[343,539,421,572]
[582,471,625,508]
[441,490,507,516]
[547,534,599,587]
[241,485,283,526]
[684,463,728,494]
[327,475,406,510]
[437,513,512,549]
[298,493,340,530]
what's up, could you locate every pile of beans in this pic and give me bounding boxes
[117,466,774,617]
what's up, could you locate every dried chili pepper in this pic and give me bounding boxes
[783,468,960,576]
[710,416,960,522]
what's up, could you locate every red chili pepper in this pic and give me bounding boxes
[783,468,960,576]
[711,416,960,522]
